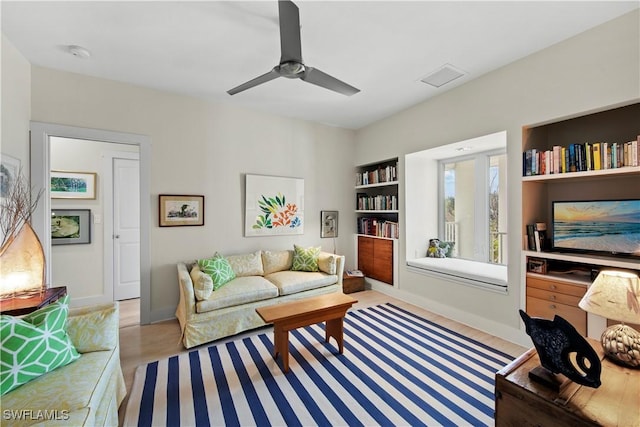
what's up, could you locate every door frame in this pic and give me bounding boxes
[30,122,152,324]
[103,150,140,302]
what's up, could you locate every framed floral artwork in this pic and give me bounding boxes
[244,174,304,236]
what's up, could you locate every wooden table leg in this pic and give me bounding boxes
[325,316,345,354]
[273,325,290,372]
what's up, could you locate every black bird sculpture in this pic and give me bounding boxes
[519,310,601,388]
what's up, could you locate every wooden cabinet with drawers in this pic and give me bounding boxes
[525,273,587,335]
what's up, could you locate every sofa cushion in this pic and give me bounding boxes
[292,245,320,272]
[196,276,278,313]
[67,303,119,353]
[262,250,293,275]
[198,255,236,291]
[266,271,338,296]
[318,253,338,275]
[191,265,214,301]
[0,295,80,395]
[227,250,264,277]
[0,349,117,422]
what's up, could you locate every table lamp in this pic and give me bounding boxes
[578,270,640,368]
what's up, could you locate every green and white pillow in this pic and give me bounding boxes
[0,295,80,395]
[292,245,321,272]
[198,254,236,290]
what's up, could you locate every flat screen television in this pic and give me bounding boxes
[552,199,640,258]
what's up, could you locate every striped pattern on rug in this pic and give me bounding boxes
[124,303,513,427]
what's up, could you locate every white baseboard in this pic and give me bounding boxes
[367,280,531,348]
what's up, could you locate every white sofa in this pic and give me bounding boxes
[176,249,344,348]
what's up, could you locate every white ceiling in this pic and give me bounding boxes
[2,1,638,130]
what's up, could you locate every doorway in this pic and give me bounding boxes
[30,122,151,324]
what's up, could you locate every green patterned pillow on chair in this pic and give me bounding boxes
[292,245,321,272]
[198,254,236,290]
[0,295,80,395]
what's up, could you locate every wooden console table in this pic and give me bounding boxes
[0,286,67,316]
[495,338,640,426]
[256,293,357,373]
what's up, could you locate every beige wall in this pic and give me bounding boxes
[29,68,356,320]
[1,35,31,168]
[354,10,640,344]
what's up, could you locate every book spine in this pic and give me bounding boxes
[592,142,601,170]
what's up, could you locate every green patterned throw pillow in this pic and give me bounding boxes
[198,254,236,290]
[292,245,321,272]
[0,295,80,395]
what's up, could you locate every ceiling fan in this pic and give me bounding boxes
[227,0,360,96]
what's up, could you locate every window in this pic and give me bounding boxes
[440,151,507,265]
[404,131,508,292]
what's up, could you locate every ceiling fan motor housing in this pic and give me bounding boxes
[277,61,306,78]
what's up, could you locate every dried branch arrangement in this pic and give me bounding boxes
[0,167,42,251]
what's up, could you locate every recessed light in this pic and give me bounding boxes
[66,45,91,59]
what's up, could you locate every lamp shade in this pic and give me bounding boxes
[0,223,45,297]
[579,270,640,324]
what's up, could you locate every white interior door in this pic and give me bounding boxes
[113,157,140,300]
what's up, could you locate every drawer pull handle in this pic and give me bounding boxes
[549,296,556,301]
[550,285,557,290]
[550,304,556,309]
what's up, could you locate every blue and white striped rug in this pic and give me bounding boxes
[124,303,513,426]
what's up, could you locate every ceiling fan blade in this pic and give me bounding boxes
[301,67,360,96]
[227,69,280,95]
[278,0,303,64]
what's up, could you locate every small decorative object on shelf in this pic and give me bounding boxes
[519,310,601,390]
[526,257,548,274]
[579,270,640,368]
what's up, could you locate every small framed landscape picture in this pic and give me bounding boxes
[51,171,97,199]
[159,194,205,227]
[51,209,91,245]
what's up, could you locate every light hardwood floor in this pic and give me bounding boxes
[117,291,527,421]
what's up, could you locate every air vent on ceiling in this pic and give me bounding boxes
[420,64,465,88]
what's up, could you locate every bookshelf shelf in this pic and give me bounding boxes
[355,181,399,190]
[522,165,640,182]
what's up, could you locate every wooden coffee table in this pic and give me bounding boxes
[256,293,357,372]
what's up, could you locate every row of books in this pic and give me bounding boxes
[356,194,398,211]
[526,223,547,252]
[357,217,399,239]
[356,163,398,186]
[523,138,640,176]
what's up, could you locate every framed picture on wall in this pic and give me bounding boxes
[159,194,205,227]
[51,209,91,245]
[321,210,338,238]
[51,170,97,199]
[1,154,20,199]
[244,174,304,237]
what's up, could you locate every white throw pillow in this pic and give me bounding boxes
[227,250,264,277]
[262,250,294,275]
[318,253,337,275]
[190,265,214,301]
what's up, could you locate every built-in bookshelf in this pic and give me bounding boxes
[355,157,399,286]
[355,157,399,239]
[521,102,640,338]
